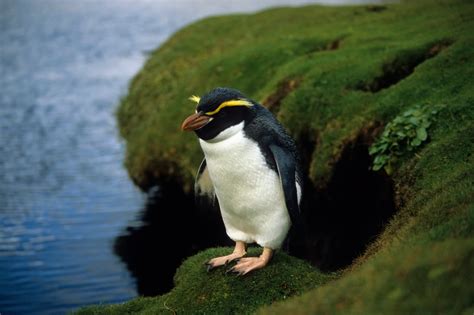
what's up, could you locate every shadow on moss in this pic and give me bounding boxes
[299,124,397,271]
[355,40,453,93]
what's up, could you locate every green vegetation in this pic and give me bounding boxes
[369,104,443,174]
[261,239,474,314]
[80,0,474,313]
[76,248,335,314]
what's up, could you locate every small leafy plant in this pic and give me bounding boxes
[369,104,442,174]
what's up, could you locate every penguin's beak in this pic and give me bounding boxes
[181,111,212,131]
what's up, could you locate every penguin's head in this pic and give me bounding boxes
[181,87,254,141]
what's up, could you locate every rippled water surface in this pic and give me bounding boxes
[0,0,386,314]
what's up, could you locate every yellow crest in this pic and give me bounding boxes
[188,95,201,104]
[204,99,253,116]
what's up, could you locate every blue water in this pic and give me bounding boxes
[0,0,387,314]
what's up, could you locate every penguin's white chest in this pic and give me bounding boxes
[199,124,290,249]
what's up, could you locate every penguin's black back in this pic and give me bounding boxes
[243,104,303,185]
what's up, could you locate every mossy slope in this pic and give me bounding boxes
[118,0,473,191]
[76,248,334,314]
[81,0,474,313]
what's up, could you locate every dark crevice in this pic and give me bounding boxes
[365,5,387,13]
[355,40,453,93]
[326,38,342,51]
[114,179,230,296]
[295,129,318,178]
[297,124,397,271]
[262,78,301,114]
[307,37,346,55]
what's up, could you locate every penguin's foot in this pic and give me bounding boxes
[205,241,247,272]
[226,247,273,276]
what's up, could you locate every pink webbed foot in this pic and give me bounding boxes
[205,241,246,272]
[226,247,273,276]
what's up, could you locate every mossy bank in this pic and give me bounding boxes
[77,248,336,314]
[79,0,473,313]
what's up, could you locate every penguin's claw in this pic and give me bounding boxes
[225,255,271,276]
[225,266,243,276]
[204,251,246,272]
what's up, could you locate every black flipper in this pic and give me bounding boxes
[269,145,301,227]
[269,144,305,255]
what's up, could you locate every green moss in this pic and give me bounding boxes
[260,239,474,315]
[80,0,474,313]
[118,0,473,190]
[76,248,334,314]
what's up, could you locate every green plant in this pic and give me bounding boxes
[369,105,442,174]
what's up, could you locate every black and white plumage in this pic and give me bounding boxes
[181,87,303,274]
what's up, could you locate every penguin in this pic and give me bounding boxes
[181,87,303,275]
